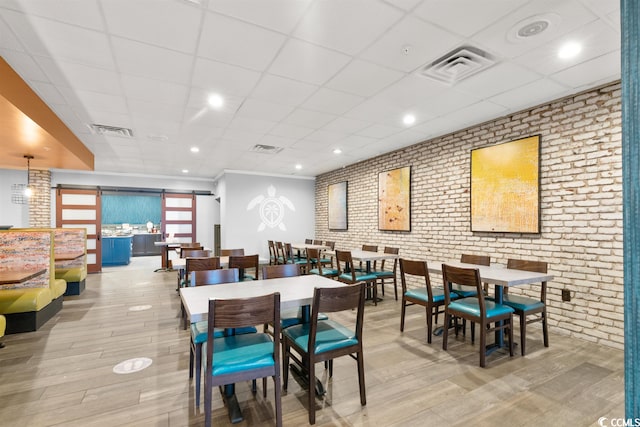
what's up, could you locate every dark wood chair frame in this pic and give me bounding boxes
[375,246,399,300]
[506,258,549,356]
[335,250,379,305]
[399,259,446,344]
[282,283,366,425]
[441,263,514,367]
[228,254,259,280]
[204,292,282,427]
[220,248,245,256]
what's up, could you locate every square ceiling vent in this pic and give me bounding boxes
[420,46,495,85]
[250,144,283,154]
[88,123,134,138]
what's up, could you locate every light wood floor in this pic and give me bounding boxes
[0,256,624,426]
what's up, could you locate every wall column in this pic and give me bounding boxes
[621,0,640,419]
[28,169,51,227]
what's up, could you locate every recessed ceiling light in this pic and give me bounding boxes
[403,114,416,126]
[558,41,582,59]
[208,93,224,109]
[295,164,302,170]
[190,146,199,153]
[333,148,342,154]
[182,169,189,174]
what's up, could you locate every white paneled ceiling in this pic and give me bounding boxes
[0,0,621,178]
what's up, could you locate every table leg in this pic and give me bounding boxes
[222,384,243,423]
[485,285,505,355]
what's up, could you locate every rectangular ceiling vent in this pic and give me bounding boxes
[88,123,134,138]
[419,46,495,85]
[250,144,283,154]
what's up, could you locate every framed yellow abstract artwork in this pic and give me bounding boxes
[378,166,411,231]
[328,181,348,230]
[471,135,540,233]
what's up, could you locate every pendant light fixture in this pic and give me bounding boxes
[24,154,33,197]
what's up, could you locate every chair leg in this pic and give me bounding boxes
[357,351,366,406]
[204,367,212,427]
[442,313,450,350]
[470,321,475,344]
[282,340,290,390]
[426,305,433,344]
[195,342,202,406]
[542,309,549,348]
[508,316,514,357]
[393,276,398,301]
[372,281,378,306]
[189,341,194,379]
[308,358,316,425]
[520,313,526,356]
[400,299,406,332]
[329,359,333,378]
[263,377,267,397]
[479,321,486,368]
[274,372,283,427]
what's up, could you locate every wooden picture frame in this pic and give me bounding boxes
[378,166,411,231]
[328,181,348,230]
[471,135,541,233]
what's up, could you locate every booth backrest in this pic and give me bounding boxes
[0,230,53,290]
[53,228,87,271]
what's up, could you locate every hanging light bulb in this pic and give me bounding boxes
[24,155,33,197]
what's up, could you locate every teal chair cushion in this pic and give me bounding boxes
[309,267,338,276]
[339,272,377,282]
[204,333,275,376]
[448,297,514,318]
[452,284,478,298]
[502,294,544,312]
[191,321,257,344]
[283,319,358,354]
[280,308,329,329]
[373,270,394,278]
[405,287,447,303]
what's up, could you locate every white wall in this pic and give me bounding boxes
[218,171,315,259]
[195,194,216,251]
[0,169,30,228]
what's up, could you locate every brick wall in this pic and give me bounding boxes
[29,169,51,228]
[315,82,623,349]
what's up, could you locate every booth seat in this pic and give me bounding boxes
[0,287,60,334]
[56,267,85,296]
[0,314,5,346]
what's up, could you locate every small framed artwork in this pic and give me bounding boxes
[378,166,411,231]
[471,135,541,233]
[328,181,348,230]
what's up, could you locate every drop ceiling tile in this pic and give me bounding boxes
[30,81,66,105]
[340,134,378,149]
[360,15,463,73]
[192,58,261,98]
[53,61,121,94]
[250,74,318,106]
[325,59,404,97]
[410,87,481,118]
[183,105,235,128]
[121,74,188,106]
[443,100,508,129]
[208,0,311,34]
[269,123,315,139]
[186,86,244,114]
[414,0,526,38]
[294,0,403,55]
[102,0,201,53]
[303,129,349,144]
[282,108,337,128]
[268,38,352,85]
[236,98,294,122]
[550,50,620,89]
[512,20,620,77]
[0,17,25,51]
[472,0,599,59]
[321,117,371,134]
[12,0,104,30]
[198,11,286,71]
[343,97,406,123]
[488,78,570,110]
[257,134,298,149]
[8,13,112,69]
[375,74,449,109]
[133,119,181,141]
[128,98,184,122]
[228,117,277,134]
[111,37,193,83]
[3,51,49,82]
[301,88,364,115]
[222,129,264,146]
[74,90,128,114]
[382,0,423,12]
[454,62,541,99]
[357,124,402,139]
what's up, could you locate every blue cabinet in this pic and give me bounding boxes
[102,236,132,266]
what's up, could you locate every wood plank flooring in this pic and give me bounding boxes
[0,257,624,426]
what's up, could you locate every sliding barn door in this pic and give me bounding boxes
[162,193,196,244]
[56,188,101,273]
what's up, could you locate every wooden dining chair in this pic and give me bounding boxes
[275,242,286,264]
[220,248,244,256]
[399,258,452,344]
[282,283,366,425]
[305,238,313,244]
[441,264,514,367]
[179,257,222,329]
[267,240,277,265]
[320,241,336,268]
[262,263,306,331]
[204,292,282,427]
[504,259,549,356]
[284,243,308,273]
[306,248,338,279]
[228,254,259,281]
[359,244,378,271]
[336,250,379,305]
[373,247,399,300]
[189,268,248,407]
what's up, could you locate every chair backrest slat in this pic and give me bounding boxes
[182,249,211,258]
[460,253,490,266]
[442,263,485,312]
[221,248,244,257]
[262,263,300,279]
[191,268,239,286]
[400,258,434,301]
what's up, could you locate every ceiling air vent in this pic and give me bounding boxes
[88,123,134,138]
[250,144,283,154]
[420,46,495,85]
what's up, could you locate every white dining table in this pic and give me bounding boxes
[427,260,553,350]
